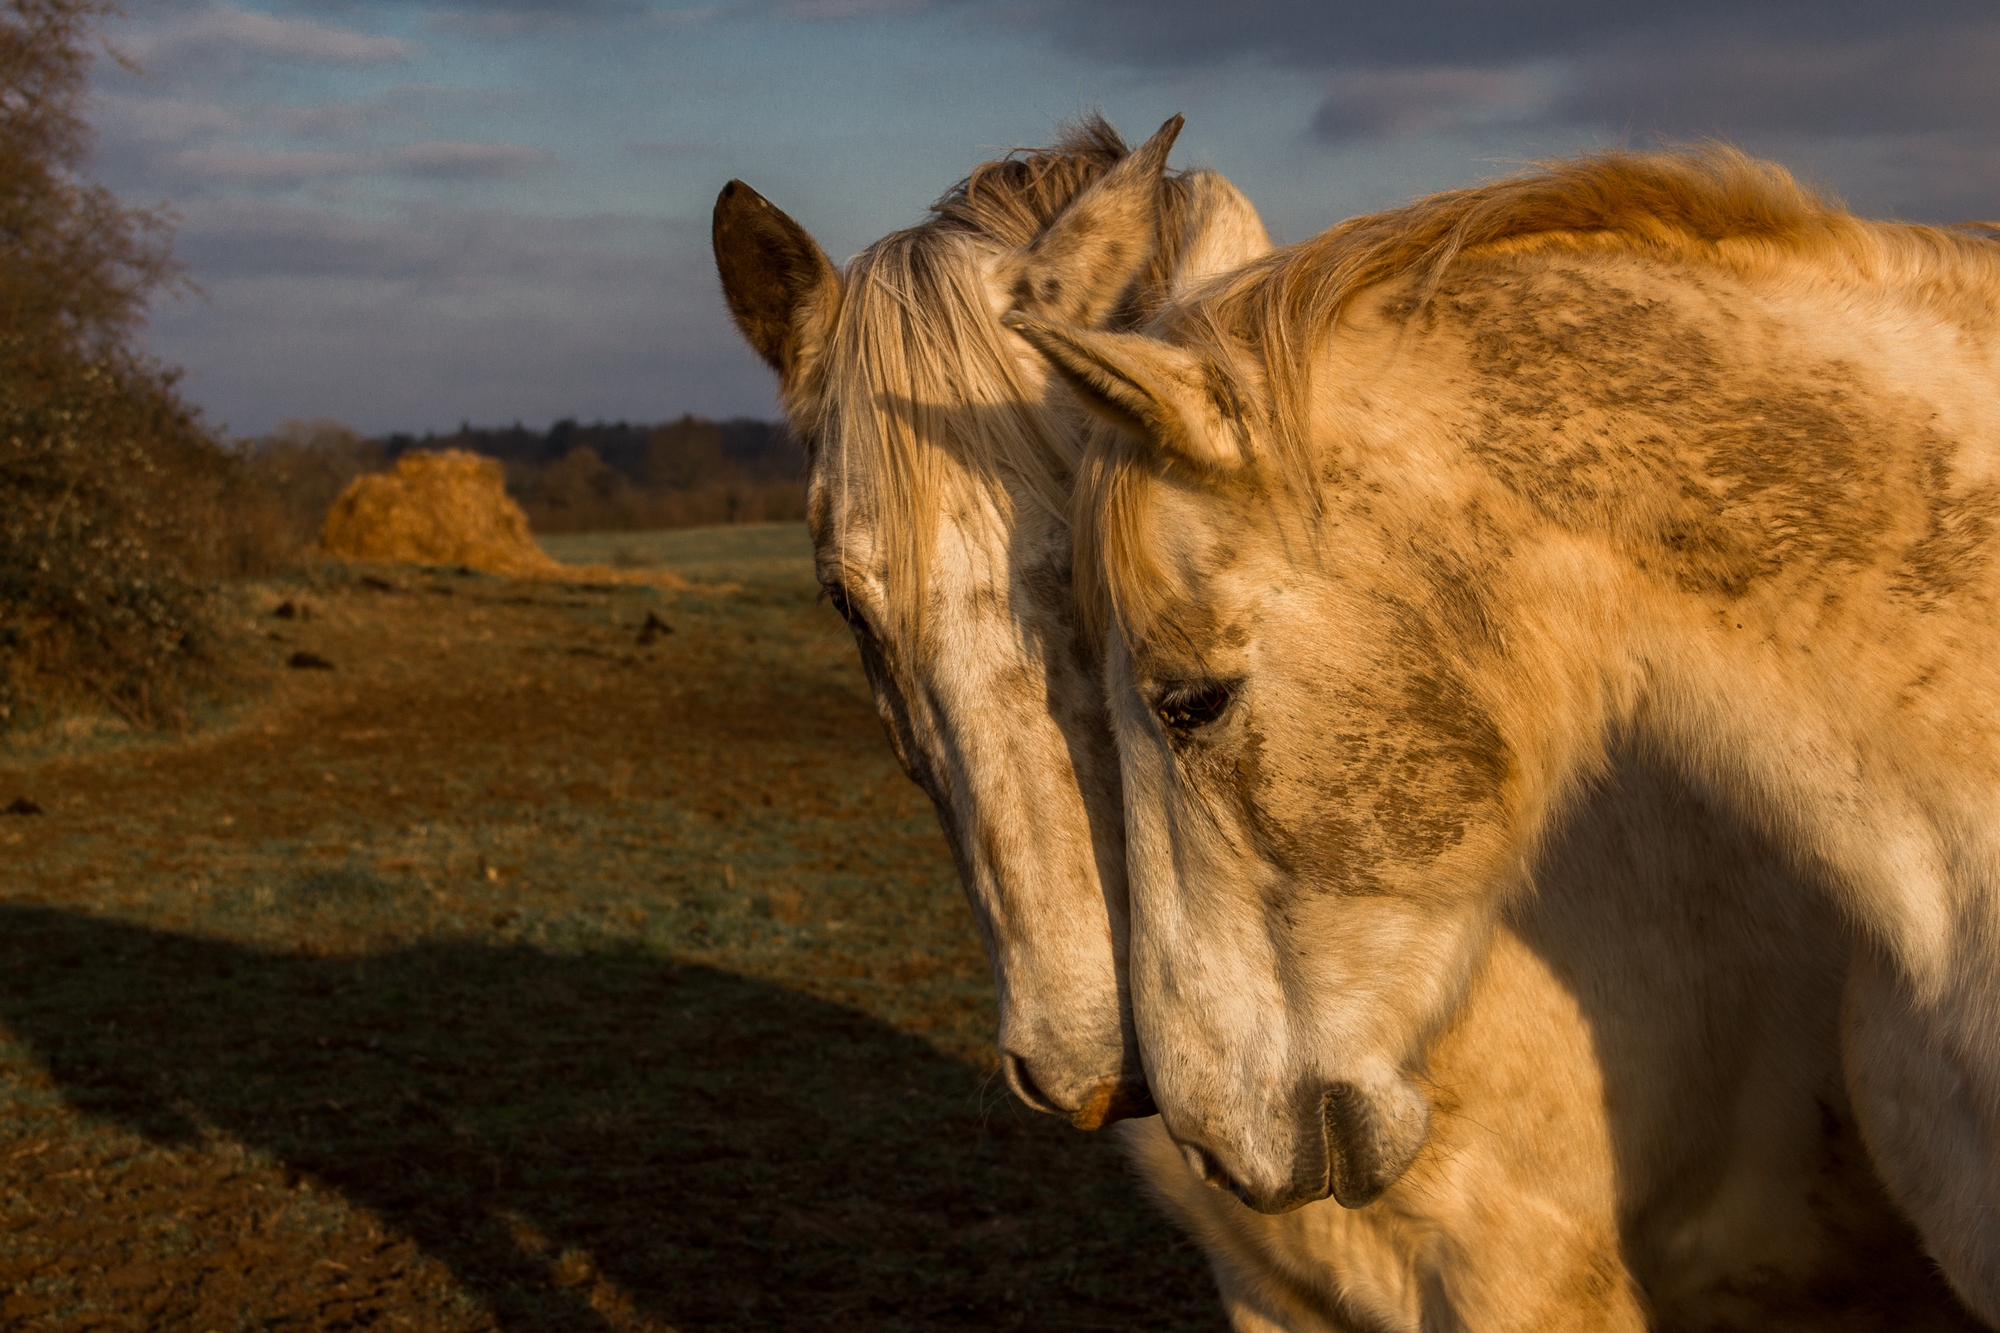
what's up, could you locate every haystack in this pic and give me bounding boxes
[321,450,557,576]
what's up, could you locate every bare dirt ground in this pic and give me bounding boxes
[0,525,1218,1331]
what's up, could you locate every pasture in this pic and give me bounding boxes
[0,524,1216,1331]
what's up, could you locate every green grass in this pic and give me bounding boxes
[538,522,815,585]
[0,524,1221,1332]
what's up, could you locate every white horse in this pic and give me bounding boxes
[719,130,1971,1328]
[1020,146,2000,1324]
[714,116,1252,1127]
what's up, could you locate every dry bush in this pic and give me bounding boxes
[0,352,248,728]
[321,449,557,576]
[0,0,246,731]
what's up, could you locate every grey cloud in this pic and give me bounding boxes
[165,141,555,189]
[422,0,645,11]
[404,0,652,33]
[119,5,413,69]
[1559,22,2000,138]
[392,141,556,179]
[173,198,649,284]
[626,140,712,159]
[1002,1,1993,73]
[1310,66,1550,140]
[146,201,773,435]
[774,0,932,19]
[978,0,2000,165]
[96,94,246,145]
[278,85,523,140]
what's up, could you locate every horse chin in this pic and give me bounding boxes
[1067,1076,1157,1130]
[1234,1076,1433,1215]
[1002,1050,1155,1130]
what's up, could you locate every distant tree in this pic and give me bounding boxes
[0,0,233,729]
[534,445,627,514]
[239,418,385,553]
[0,0,179,366]
[645,415,725,490]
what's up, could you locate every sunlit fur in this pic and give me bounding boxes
[719,118,1245,1128]
[800,117,1199,646]
[724,134,1982,1329]
[1062,147,2000,1323]
[1078,146,1999,640]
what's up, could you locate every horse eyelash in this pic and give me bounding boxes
[819,583,870,636]
[1156,680,1235,734]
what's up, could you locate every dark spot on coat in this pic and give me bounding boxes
[1442,260,1900,601]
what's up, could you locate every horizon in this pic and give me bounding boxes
[96,2,2000,438]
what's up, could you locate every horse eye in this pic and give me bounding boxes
[822,584,870,636]
[1155,681,1233,735]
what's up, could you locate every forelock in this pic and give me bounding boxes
[811,115,1203,643]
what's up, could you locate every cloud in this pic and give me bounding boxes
[1557,22,2000,138]
[775,0,932,19]
[168,198,634,283]
[423,0,649,35]
[146,201,773,434]
[426,0,644,11]
[390,141,557,179]
[120,5,413,68]
[275,85,523,140]
[983,0,2000,165]
[625,140,711,159]
[1003,0,1993,74]
[1310,66,1550,140]
[96,94,246,145]
[169,141,556,188]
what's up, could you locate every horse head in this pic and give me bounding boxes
[1014,303,1535,1207]
[713,117,1269,1128]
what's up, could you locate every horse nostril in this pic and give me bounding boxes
[1001,1051,1060,1115]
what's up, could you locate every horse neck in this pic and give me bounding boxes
[1495,535,2000,1009]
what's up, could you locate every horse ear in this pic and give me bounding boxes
[1003,314,1251,475]
[1170,170,1271,296]
[995,114,1183,328]
[713,180,842,387]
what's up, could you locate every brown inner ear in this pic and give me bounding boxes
[713,180,837,379]
[1044,349,1158,442]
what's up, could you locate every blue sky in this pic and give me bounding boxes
[92,1,2000,438]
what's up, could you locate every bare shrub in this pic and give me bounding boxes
[0,0,243,731]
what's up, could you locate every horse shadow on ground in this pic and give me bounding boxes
[0,907,1214,1332]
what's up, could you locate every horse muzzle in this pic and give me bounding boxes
[1189,1076,1432,1215]
[1316,1077,1431,1209]
[1002,1051,1156,1130]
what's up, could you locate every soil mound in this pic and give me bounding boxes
[321,450,556,576]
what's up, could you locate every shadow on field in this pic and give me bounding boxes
[0,906,1207,1331]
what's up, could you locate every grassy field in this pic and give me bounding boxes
[0,523,1219,1331]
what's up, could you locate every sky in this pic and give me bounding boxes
[89,1,2000,438]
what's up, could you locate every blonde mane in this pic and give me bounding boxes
[811,117,1198,641]
[1081,145,2000,642]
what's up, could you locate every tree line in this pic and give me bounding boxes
[236,413,804,553]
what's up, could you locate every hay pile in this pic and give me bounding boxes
[321,450,557,576]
